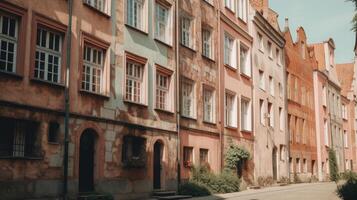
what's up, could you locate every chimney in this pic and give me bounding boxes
[284,18,289,31]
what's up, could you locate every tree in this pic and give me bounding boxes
[347,0,357,32]
[328,148,339,182]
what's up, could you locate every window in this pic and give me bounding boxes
[269,76,274,96]
[224,33,236,67]
[278,82,283,98]
[296,158,301,173]
[183,146,193,167]
[240,44,250,76]
[322,85,327,106]
[0,117,40,158]
[342,104,347,119]
[35,27,62,83]
[203,87,215,123]
[181,16,193,49]
[82,45,104,93]
[155,2,172,44]
[225,0,235,11]
[156,71,170,110]
[276,48,281,65]
[259,70,265,90]
[258,33,263,51]
[289,157,293,172]
[83,0,110,14]
[302,119,306,144]
[267,41,272,58]
[199,148,208,165]
[260,99,265,125]
[126,60,144,103]
[225,92,237,127]
[48,122,60,143]
[280,145,285,161]
[241,97,251,131]
[202,29,212,59]
[238,0,247,22]
[344,130,348,148]
[268,102,273,128]
[0,13,17,73]
[122,136,146,168]
[324,119,329,146]
[182,78,195,118]
[279,107,284,131]
[303,158,307,173]
[127,0,145,30]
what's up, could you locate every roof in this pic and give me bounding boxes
[336,63,354,96]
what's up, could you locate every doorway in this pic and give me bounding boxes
[78,129,96,193]
[272,147,278,180]
[153,141,163,189]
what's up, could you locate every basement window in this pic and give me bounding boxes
[122,135,147,168]
[0,117,41,159]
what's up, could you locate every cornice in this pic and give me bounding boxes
[220,12,253,43]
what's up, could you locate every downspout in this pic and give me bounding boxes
[175,0,181,190]
[63,0,73,199]
[283,48,290,180]
[217,1,223,172]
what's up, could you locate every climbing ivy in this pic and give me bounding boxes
[225,144,251,170]
[328,148,339,182]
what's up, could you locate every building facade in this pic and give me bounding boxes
[250,0,288,181]
[284,25,318,181]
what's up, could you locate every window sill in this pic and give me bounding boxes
[83,3,111,18]
[240,72,251,80]
[48,142,60,145]
[155,108,174,115]
[125,24,149,36]
[241,129,252,134]
[0,156,44,160]
[259,49,264,54]
[202,55,215,63]
[203,120,216,125]
[180,43,196,53]
[225,125,238,130]
[238,17,248,25]
[225,7,236,15]
[124,100,148,107]
[0,70,23,79]
[202,0,214,8]
[154,38,173,48]
[30,78,65,89]
[79,89,110,99]
[268,56,273,61]
[224,64,237,71]
[181,115,197,121]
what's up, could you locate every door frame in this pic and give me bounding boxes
[153,140,164,190]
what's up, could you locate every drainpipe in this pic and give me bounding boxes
[283,49,290,180]
[175,0,181,190]
[63,0,73,199]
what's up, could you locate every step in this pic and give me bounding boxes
[152,190,176,196]
[156,195,192,200]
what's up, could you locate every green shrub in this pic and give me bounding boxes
[257,176,274,187]
[328,148,339,182]
[340,171,357,180]
[188,166,241,194]
[178,181,211,197]
[337,174,357,200]
[293,173,302,183]
[225,144,250,170]
[279,176,290,185]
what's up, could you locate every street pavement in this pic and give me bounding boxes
[188,182,340,200]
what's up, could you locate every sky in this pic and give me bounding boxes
[270,0,355,64]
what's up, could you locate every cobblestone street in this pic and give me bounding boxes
[189,182,340,200]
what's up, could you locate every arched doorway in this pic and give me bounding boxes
[272,147,278,181]
[153,141,163,189]
[79,129,96,193]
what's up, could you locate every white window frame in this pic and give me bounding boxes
[83,0,111,15]
[0,13,18,73]
[225,91,237,128]
[155,71,171,111]
[224,0,235,12]
[126,0,146,31]
[203,86,215,123]
[224,33,236,68]
[202,28,212,59]
[279,107,284,131]
[181,78,195,118]
[34,27,62,83]
[155,2,172,45]
[276,48,281,65]
[259,70,265,90]
[181,16,193,49]
[324,119,329,146]
[238,0,247,22]
[82,44,104,93]
[241,97,251,131]
[267,41,272,59]
[125,61,144,103]
[344,130,348,148]
[258,33,263,52]
[260,99,265,125]
[240,43,251,77]
[269,76,274,96]
[268,102,274,128]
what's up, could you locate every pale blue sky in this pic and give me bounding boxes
[270,0,355,64]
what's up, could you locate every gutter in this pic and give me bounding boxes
[175,0,181,190]
[63,0,73,199]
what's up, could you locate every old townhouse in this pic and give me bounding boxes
[178,0,221,180]
[219,0,254,183]
[312,39,344,180]
[250,0,289,182]
[0,0,179,199]
[284,24,318,182]
[336,63,357,172]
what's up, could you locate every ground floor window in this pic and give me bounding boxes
[122,135,146,168]
[199,148,209,166]
[0,117,40,158]
[183,146,193,168]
